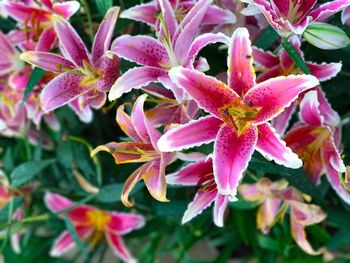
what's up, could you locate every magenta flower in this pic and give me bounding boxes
[242,0,350,35]
[342,6,350,26]
[4,0,80,51]
[284,90,350,203]
[143,85,200,126]
[167,156,229,227]
[121,0,236,30]
[44,192,145,262]
[0,31,24,77]
[92,94,176,206]
[108,0,230,102]
[253,36,341,135]
[239,178,326,255]
[20,7,120,122]
[158,27,319,198]
[238,178,288,233]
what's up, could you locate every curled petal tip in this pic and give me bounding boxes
[90,145,111,157]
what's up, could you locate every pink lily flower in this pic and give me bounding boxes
[238,178,288,233]
[167,156,229,227]
[239,178,326,255]
[121,0,236,31]
[0,170,33,254]
[20,7,121,123]
[241,0,350,35]
[158,27,319,198]
[342,6,350,26]
[44,192,145,262]
[92,94,176,206]
[108,0,230,102]
[0,31,24,77]
[202,0,264,39]
[143,85,200,126]
[284,90,350,203]
[253,35,341,135]
[4,0,80,51]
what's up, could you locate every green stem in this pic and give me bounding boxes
[23,137,32,161]
[81,0,94,43]
[0,198,14,253]
[67,135,103,187]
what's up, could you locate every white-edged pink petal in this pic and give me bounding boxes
[213,125,258,198]
[256,123,302,169]
[157,116,223,152]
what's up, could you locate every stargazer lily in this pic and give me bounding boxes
[143,85,200,126]
[167,156,229,227]
[253,35,341,135]
[238,178,288,233]
[92,94,176,206]
[121,0,236,31]
[239,178,326,255]
[241,0,350,35]
[4,0,80,51]
[157,27,319,198]
[342,6,350,26]
[108,0,230,102]
[284,90,350,204]
[44,192,145,262]
[20,7,120,123]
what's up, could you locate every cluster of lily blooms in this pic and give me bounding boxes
[1,0,350,261]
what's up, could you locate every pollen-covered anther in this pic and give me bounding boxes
[218,97,260,135]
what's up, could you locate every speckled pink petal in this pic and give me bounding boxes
[120,2,158,26]
[52,1,80,19]
[53,15,91,67]
[105,232,134,263]
[169,67,239,118]
[116,104,143,142]
[213,125,258,198]
[40,72,88,112]
[107,212,145,235]
[92,7,119,63]
[271,101,296,136]
[252,46,280,68]
[299,90,323,126]
[157,116,223,152]
[308,0,350,21]
[167,158,213,186]
[20,51,75,73]
[213,194,229,227]
[227,27,256,95]
[256,123,302,168]
[244,75,319,124]
[307,62,341,82]
[182,188,217,224]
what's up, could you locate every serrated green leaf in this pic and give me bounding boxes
[22,67,46,102]
[255,26,280,50]
[10,159,55,188]
[282,38,311,74]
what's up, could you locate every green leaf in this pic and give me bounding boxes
[282,38,311,74]
[97,183,123,203]
[255,26,280,50]
[250,154,325,205]
[10,159,55,188]
[22,67,46,102]
[63,217,90,261]
[229,198,259,210]
[257,235,280,252]
[326,228,350,249]
[95,0,113,14]
[97,182,144,203]
[154,201,188,217]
